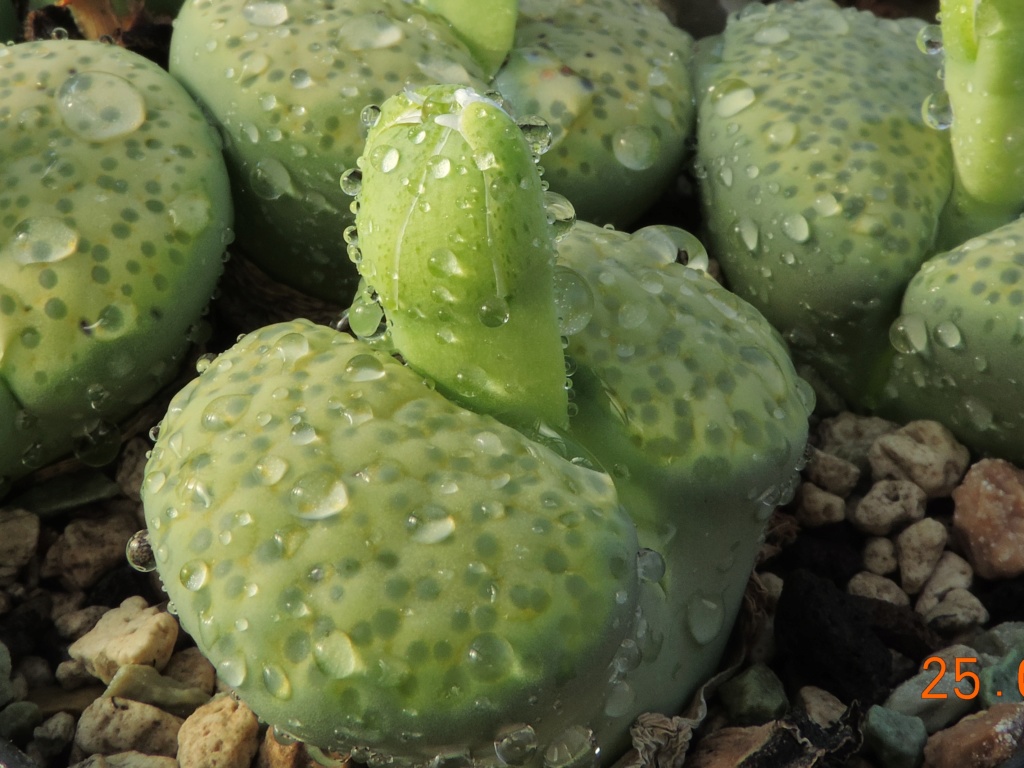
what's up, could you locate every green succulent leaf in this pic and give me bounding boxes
[0,39,231,487]
[881,216,1024,463]
[694,0,952,406]
[143,319,639,761]
[417,0,518,78]
[354,85,568,431]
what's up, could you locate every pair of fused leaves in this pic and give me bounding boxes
[142,86,812,765]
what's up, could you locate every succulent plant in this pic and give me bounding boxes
[0,38,231,493]
[141,84,811,766]
[167,0,694,302]
[694,0,1024,462]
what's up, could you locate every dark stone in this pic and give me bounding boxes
[0,593,61,667]
[85,564,161,609]
[775,569,892,704]
[846,592,944,664]
[762,522,864,587]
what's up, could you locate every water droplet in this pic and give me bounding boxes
[179,559,210,591]
[544,192,575,240]
[478,297,510,328]
[427,156,452,179]
[813,193,841,217]
[255,455,289,485]
[340,168,363,196]
[3,217,79,264]
[339,14,405,50]
[126,530,156,572]
[933,320,963,349]
[612,125,659,171]
[552,266,594,336]
[375,145,399,173]
[168,193,212,235]
[753,25,790,45]
[604,680,636,717]
[242,0,288,26]
[72,419,121,466]
[56,71,146,141]
[250,157,295,200]
[344,353,386,381]
[427,248,462,278]
[710,78,756,118]
[289,471,349,520]
[963,396,994,430]
[263,663,293,699]
[407,510,456,544]
[543,726,597,768]
[636,548,666,583]
[781,213,810,243]
[889,313,929,354]
[765,120,798,149]
[737,217,759,251]
[617,302,648,330]
[349,292,386,339]
[922,90,953,130]
[360,104,381,128]
[916,24,942,55]
[611,638,641,675]
[313,631,360,679]
[274,332,310,364]
[518,115,552,156]
[494,725,538,767]
[219,655,247,687]
[201,395,251,432]
[686,592,725,645]
[290,68,312,89]
[718,166,734,187]
[466,633,515,681]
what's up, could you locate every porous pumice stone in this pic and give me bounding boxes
[0,39,231,488]
[882,216,1024,464]
[169,0,488,302]
[142,319,640,766]
[493,0,694,229]
[694,0,952,405]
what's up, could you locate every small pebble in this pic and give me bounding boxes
[922,702,1024,768]
[862,704,928,768]
[849,479,926,536]
[31,711,77,758]
[255,727,307,768]
[106,664,211,719]
[75,696,183,758]
[795,685,847,728]
[924,587,989,635]
[163,648,216,697]
[895,518,948,594]
[41,511,140,591]
[863,537,898,576]
[817,412,898,474]
[914,552,973,616]
[68,597,178,684]
[805,446,861,497]
[883,644,982,733]
[972,621,1024,657]
[0,700,42,741]
[847,571,910,607]
[0,509,41,584]
[795,482,847,527]
[57,605,111,641]
[177,694,260,768]
[69,751,179,768]
[952,458,1024,579]
[57,659,99,691]
[868,420,970,498]
[978,640,1024,708]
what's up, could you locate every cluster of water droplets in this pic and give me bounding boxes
[914,23,952,130]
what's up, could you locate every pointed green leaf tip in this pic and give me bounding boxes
[937,0,1024,247]
[419,0,518,77]
[352,84,568,431]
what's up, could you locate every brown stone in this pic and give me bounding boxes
[177,694,259,768]
[869,420,970,498]
[41,510,139,591]
[923,703,1024,768]
[75,696,183,758]
[952,458,1024,579]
